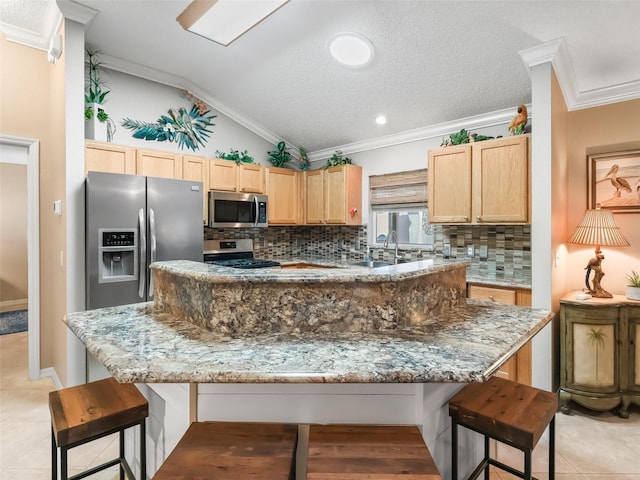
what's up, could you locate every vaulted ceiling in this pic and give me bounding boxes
[3,0,640,157]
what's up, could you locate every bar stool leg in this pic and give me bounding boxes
[484,435,490,480]
[61,446,68,480]
[140,419,147,480]
[524,450,532,480]
[451,418,458,480]
[51,427,57,480]
[549,416,556,480]
[119,429,126,480]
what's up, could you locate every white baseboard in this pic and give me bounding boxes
[40,367,62,389]
[0,298,28,313]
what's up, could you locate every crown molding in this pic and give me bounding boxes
[306,105,529,162]
[55,0,98,26]
[520,37,640,112]
[101,53,282,147]
[0,3,63,51]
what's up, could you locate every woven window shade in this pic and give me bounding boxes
[567,207,630,247]
[370,169,427,208]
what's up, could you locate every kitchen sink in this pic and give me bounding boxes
[351,260,393,268]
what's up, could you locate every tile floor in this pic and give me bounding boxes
[1,330,639,480]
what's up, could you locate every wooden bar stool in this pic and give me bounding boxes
[448,376,558,480]
[306,424,441,479]
[152,421,298,479]
[49,377,148,480]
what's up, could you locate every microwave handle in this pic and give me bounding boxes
[253,196,259,227]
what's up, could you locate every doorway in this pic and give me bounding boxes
[0,135,40,380]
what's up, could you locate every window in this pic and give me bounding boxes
[369,169,434,248]
[372,209,434,246]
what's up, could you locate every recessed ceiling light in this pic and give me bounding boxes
[328,32,374,68]
[375,114,387,125]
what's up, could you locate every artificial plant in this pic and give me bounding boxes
[268,141,292,168]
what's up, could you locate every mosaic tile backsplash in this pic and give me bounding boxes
[204,224,531,283]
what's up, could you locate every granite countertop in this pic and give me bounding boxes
[64,299,553,384]
[260,254,532,290]
[465,271,532,289]
[151,258,469,284]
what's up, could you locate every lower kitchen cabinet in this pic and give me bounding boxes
[467,284,532,385]
[560,292,640,417]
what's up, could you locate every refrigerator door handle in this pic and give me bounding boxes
[138,208,146,299]
[253,196,259,227]
[149,208,157,297]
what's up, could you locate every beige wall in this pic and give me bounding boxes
[0,163,28,308]
[0,33,68,380]
[566,99,640,295]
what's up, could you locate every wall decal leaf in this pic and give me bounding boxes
[121,100,216,151]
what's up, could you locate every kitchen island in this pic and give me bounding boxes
[64,259,553,478]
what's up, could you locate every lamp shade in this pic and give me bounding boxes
[567,206,630,247]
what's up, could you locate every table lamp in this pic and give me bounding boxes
[567,204,629,298]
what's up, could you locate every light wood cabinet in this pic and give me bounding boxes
[304,165,362,225]
[208,160,266,194]
[304,169,325,224]
[85,140,135,175]
[266,167,301,225]
[208,159,238,192]
[238,163,265,193]
[427,145,472,223]
[136,148,183,179]
[428,135,530,224]
[560,292,640,418]
[467,283,532,385]
[183,154,209,224]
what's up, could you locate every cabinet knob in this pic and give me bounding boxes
[463,216,469,221]
[476,215,482,221]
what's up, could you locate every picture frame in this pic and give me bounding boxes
[587,149,640,213]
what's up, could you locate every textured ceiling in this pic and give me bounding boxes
[3,1,640,154]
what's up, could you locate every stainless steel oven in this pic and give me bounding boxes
[208,191,268,228]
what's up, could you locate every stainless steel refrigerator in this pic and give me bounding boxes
[86,171,204,310]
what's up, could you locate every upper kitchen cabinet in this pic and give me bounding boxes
[266,167,301,225]
[304,169,325,224]
[85,140,136,175]
[237,163,265,193]
[136,148,183,179]
[209,160,266,194]
[427,144,472,223]
[183,154,209,224]
[208,159,237,191]
[428,135,530,224]
[304,165,362,225]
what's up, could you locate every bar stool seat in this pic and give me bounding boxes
[152,421,298,479]
[49,377,148,480]
[448,376,558,480]
[307,424,441,479]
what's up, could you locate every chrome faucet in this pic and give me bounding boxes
[384,230,401,264]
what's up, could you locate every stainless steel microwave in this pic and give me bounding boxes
[208,191,268,228]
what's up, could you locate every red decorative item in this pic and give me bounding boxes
[350,207,358,217]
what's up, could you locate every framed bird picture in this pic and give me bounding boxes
[588,149,640,213]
